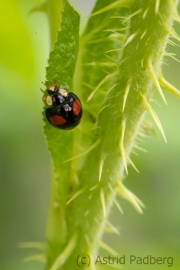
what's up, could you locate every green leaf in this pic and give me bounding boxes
[45,1,79,85]
[43,0,80,267]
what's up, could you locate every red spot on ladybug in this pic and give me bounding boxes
[72,99,81,115]
[50,115,66,125]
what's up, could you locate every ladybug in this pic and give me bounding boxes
[43,85,82,130]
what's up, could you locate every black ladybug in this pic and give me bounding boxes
[43,85,82,130]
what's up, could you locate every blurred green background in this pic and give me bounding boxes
[0,1,180,269]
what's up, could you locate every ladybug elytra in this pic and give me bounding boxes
[42,85,82,130]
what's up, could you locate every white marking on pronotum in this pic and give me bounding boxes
[46,96,53,106]
[141,94,167,143]
[100,189,106,218]
[148,58,167,104]
[66,190,83,205]
[122,79,132,112]
[155,0,160,14]
[59,88,68,97]
[120,119,128,174]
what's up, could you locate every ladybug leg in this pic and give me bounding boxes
[40,88,46,103]
[41,81,48,87]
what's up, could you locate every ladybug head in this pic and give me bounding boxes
[47,85,59,96]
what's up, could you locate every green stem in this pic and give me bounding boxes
[62,0,178,269]
[46,0,63,47]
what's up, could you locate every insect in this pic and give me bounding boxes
[42,84,82,130]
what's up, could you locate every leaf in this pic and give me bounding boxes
[43,0,80,267]
[45,0,79,86]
